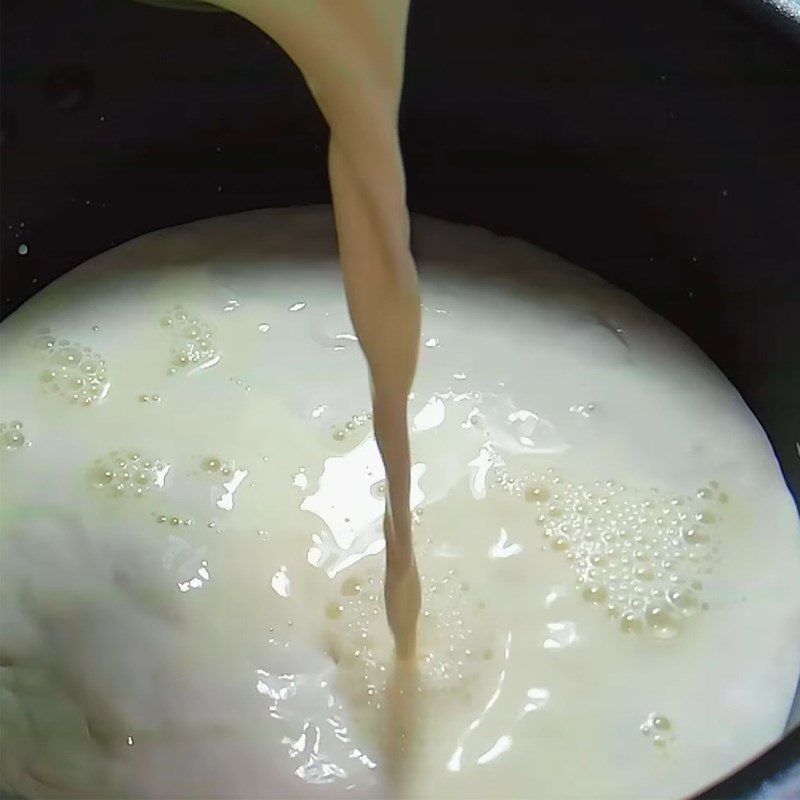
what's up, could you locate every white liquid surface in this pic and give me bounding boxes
[1,207,799,800]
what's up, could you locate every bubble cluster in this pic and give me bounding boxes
[496,468,725,638]
[160,306,218,374]
[640,712,675,750]
[324,555,490,732]
[198,456,235,477]
[155,514,194,527]
[138,393,162,404]
[0,420,27,451]
[569,402,596,418]
[88,450,169,499]
[33,329,109,406]
[332,412,372,442]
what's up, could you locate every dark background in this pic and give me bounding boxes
[1,1,799,794]
[3,1,800,319]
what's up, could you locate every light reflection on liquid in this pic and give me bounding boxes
[154,463,171,489]
[216,468,248,511]
[187,353,221,375]
[412,396,446,432]
[271,566,291,598]
[301,435,425,577]
[177,559,210,593]
[543,621,578,650]
[489,527,522,559]
[255,667,380,786]
[447,631,513,772]
[468,444,495,499]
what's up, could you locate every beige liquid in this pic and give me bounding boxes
[212,0,422,663]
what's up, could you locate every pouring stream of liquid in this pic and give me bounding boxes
[210,4,422,776]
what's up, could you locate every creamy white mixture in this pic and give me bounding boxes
[1,208,799,800]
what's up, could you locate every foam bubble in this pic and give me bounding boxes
[331,412,372,443]
[1,420,27,451]
[161,306,218,374]
[33,331,109,405]
[641,713,676,749]
[89,451,169,498]
[493,467,720,638]
[323,553,493,745]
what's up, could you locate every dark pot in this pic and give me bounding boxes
[1,0,798,797]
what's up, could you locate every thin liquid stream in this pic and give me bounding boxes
[207,0,421,786]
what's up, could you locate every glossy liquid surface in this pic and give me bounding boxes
[1,208,799,799]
